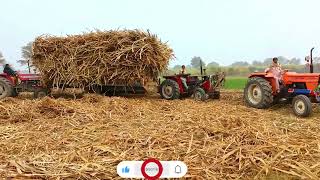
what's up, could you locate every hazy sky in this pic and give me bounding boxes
[1,0,320,68]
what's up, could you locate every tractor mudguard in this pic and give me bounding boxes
[248,72,275,79]
[0,74,15,85]
[248,73,278,95]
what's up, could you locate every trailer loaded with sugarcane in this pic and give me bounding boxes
[0,30,170,99]
[0,30,224,100]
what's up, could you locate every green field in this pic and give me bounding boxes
[224,76,247,90]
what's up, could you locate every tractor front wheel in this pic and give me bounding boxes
[160,79,180,100]
[0,77,13,100]
[292,95,312,117]
[193,88,207,101]
[244,77,273,109]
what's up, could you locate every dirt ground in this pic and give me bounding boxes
[0,90,319,179]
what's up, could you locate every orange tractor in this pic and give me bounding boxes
[244,48,320,117]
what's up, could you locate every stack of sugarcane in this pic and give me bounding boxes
[32,30,173,88]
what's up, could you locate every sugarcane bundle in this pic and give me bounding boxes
[32,30,173,88]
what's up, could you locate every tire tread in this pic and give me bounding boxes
[244,77,273,109]
[0,77,13,99]
[160,79,180,100]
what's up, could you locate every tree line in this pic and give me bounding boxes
[168,56,320,76]
[1,44,320,76]
[177,56,303,69]
[0,42,32,72]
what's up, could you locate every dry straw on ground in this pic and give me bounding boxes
[0,91,319,179]
[32,30,173,88]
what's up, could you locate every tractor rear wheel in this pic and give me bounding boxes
[160,79,180,100]
[244,77,273,109]
[0,77,13,100]
[193,88,207,101]
[292,95,312,117]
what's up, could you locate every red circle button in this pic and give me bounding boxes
[141,158,163,180]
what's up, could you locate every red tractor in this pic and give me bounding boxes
[0,68,49,100]
[158,64,225,101]
[244,48,320,117]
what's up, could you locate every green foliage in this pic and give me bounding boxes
[262,56,301,66]
[18,42,33,64]
[230,61,249,67]
[252,60,263,66]
[18,42,33,72]
[191,56,206,68]
[207,61,219,67]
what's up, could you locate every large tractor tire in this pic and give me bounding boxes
[244,77,273,109]
[160,79,180,100]
[0,77,13,100]
[292,95,312,117]
[193,88,207,101]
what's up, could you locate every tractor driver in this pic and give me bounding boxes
[3,64,19,84]
[3,64,17,76]
[179,65,188,91]
[265,57,283,93]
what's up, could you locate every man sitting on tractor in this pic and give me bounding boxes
[4,64,16,76]
[265,57,283,93]
[179,65,188,91]
[3,64,19,84]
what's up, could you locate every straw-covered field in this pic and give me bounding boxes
[0,90,319,179]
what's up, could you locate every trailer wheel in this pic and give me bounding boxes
[292,95,312,117]
[34,89,48,99]
[193,88,206,101]
[244,77,273,109]
[0,77,13,100]
[160,79,180,100]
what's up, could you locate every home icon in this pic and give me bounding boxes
[175,165,181,174]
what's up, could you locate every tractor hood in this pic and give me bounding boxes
[18,74,41,81]
[284,72,320,77]
[283,72,320,91]
[283,72,320,82]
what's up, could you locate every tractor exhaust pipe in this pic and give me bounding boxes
[310,47,314,73]
[200,60,203,76]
